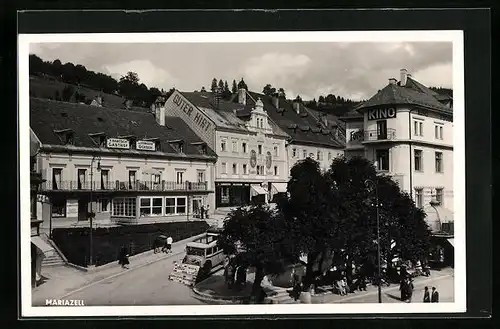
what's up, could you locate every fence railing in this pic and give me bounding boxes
[41,180,208,192]
[364,128,397,141]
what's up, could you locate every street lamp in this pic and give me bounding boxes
[89,155,101,266]
[365,178,382,303]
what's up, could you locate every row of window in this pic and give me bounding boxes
[414,150,444,173]
[51,167,206,188]
[413,120,445,140]
[220,140,280,156]
[220,162,279,176]
[374,149,444,173]
[292,148,333,161]
[414,188,444,208]
[139,196,187,217]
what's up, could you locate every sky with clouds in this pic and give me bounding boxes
[29,42,452,101]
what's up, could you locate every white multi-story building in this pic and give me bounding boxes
[157,90,289,209]
[341,69,454,234]
[30,97,217,228]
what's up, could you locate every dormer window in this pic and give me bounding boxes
[168,139,184,153]
[89,132,107,147]
[54,129,75,145]
[192,141,208,155]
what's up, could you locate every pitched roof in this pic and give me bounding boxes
[244,92,345,149]
[29,97,217,159]
[356,77,452,114]
[179,91,288,137]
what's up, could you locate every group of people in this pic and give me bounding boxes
[423,286,440,303]
[153,235,174,254]
[400,277,440,303]
[197,204,210,219]
[224,256,248,290]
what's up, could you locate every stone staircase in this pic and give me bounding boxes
[40,234,66,267]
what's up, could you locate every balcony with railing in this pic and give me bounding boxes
[40,180,208,192]
[363,128,397,142]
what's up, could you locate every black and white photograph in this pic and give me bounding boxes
[19,30,465,317]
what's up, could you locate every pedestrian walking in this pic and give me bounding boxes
[118,244,130,269]
[200,204,205,219]
[406,279,414,303]
[423,286,431,303]
[431,287,439,303]
[205,204,210,219]
[166,236,173,253]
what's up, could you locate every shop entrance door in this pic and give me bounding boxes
[78,199,88,221]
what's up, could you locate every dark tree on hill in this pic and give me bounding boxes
[237,78,248,91]
[211,78,218,92]
[429,87,453,98]
[29,54,45,74]
[223,81,231,99]
[262,84,276,96]
[277,88,286,99]
[61,85,75,102]
[200,86,207,92]
[232,80,238,93]
[218,79,224,90]
[318,95,325,103]
[280,158,337,290]
[54,90,61,101]
[218,205,296,301]
[294,95,303,103]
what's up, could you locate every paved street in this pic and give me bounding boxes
[50,251,204,306]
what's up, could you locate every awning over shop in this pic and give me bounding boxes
[271,182,287,194]
[250,185,267,197]
[142,168,162,175]
[447,238,455,248]
[31,236,55,257]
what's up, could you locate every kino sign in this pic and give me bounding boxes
[367,108,396,121]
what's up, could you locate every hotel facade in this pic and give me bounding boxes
[341,69,454,236]
[30,97,217,229]
[155,88,346,210]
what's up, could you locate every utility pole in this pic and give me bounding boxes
[365,178,382,303]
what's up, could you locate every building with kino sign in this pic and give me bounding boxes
[30,97,217,230]
[340,69,454,265]
[154,90,290,209]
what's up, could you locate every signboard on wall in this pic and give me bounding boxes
[266,151,272,169]
[367,108,396,120]
[136,140,156,151]
[172,94,213,132]
[66,199,78,218]
[250,150,257,168]
[107,138,130,149]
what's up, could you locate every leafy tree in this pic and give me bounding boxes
[231,79,238,93]
[218,205,296,301]
[218,79,224,90]
[318,95,325,103]
[223,81,231,99]
[262,84,276,96]
[294,95,303,103]
[280,158,337,289]
[237,78,248,91]
[211,78,218,92]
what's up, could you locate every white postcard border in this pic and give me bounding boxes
[19,30,465,317]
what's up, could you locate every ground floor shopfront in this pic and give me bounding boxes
[38,190,214,228]
[215,181,288,208]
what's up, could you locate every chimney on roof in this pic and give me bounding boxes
[389,78,397,85]
[96,95,103,106]
[238,88,246,105]
[322,114,328,127]
[153,103,165,126]
[400,68,408,87]
[292,100,300,114]
[272,95,279,109]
